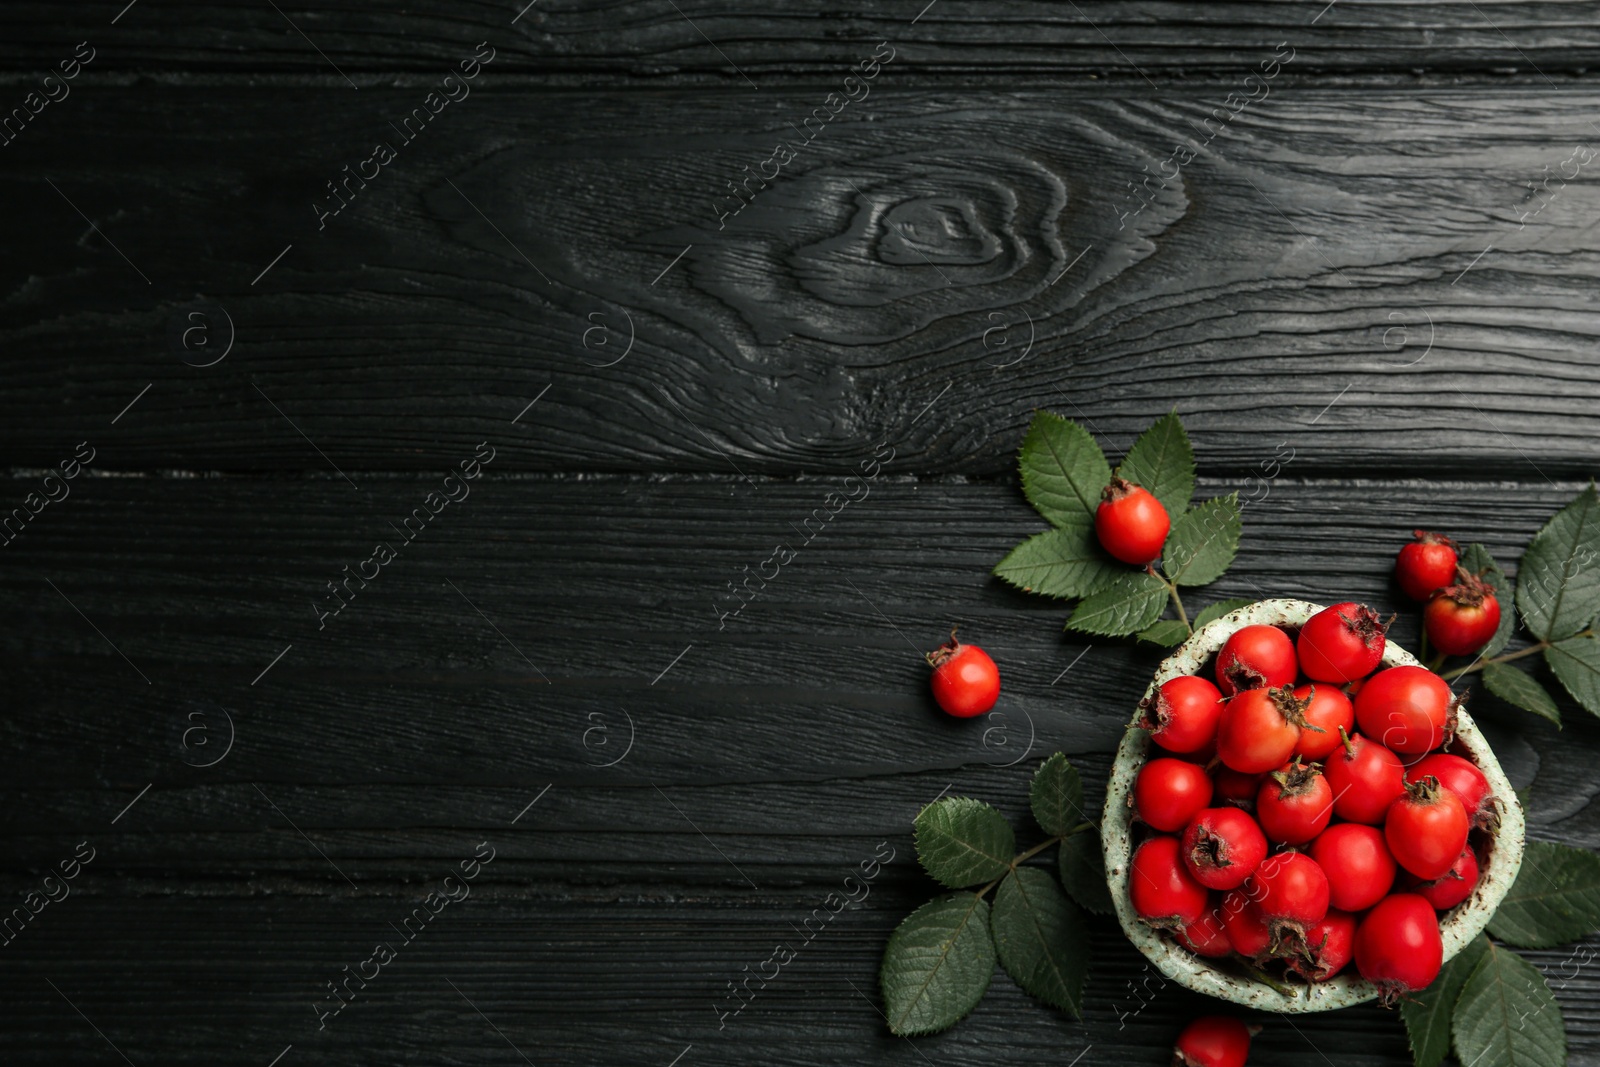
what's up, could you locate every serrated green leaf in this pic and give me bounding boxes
[1058,828,1114,915]
[1487,840,1600,949]
[1136,619,1191,647]
[1029,753,1084,837]
[914,797,1016,889]
[991,867,1089,1017]
[880,892,996,1036]
[992,522,1122,600]
[1517,485,1600,641]
[1066,573,1168,637]
[1401,934,1490,1067]
[1546,633,1600,720]
[1483,662,1562,726]
[1115,411,1195,518]
[1018,412,1112,529]
[1162,494,1242,587]
[1461,543,1517,657]
[1452,941,1566,1067]
[1193,598,1258,630]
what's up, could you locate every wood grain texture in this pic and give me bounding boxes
[1,2,1597,79]
[3,88,1600,476]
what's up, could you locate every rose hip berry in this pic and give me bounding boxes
[1289,908,1356,983]
[1425,570,1503,657]
[1292,684,1355,761]
[925,632,1000,718]
[1215,624,1297,696]
[1216,685,1311,774]
[1130,835,1210,929]
[1386,776,1470,881]
[1182,807,1269,890]
[1406,753,1496,829]
[1405,846,1481,911]
[1095,477,1171,564]
[1354,665,1457,756]
[1220,888,1274,960]
[1140,675,1226,753]
[1214,767,1266,809]
[1256,758,1334,845]
[1396,530,1460,601]
[1135,758,1216,833]
[1178,905,1233,959]
[1248,852,1330,945]
[1297,602,1387,683]
[1355,894,1443,1001]
[1309,823,1397,912]
[1173,1015,1259,1067]
[1323,729,1407,824]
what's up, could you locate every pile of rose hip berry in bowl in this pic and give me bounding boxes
[1102,598,1525,1012]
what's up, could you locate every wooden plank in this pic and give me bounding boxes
[3,87,1598,476]
[0,2,1596,78]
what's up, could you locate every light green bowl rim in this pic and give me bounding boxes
[1101,598,1526,1013]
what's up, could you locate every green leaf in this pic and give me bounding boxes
[1401,934,1490,1067]
[1483,662,1562,726]
[1452,941,1566,1067]
[991,867,1089,1017]
[914,797,1016,889]
[1066,573,1169,637]
[1546,633,1600,720]
[1193,597,1258,630]
[1029,753,1084,837]
[1162,494,1242,587]
[1058,828,1115,915]
[1461,542,1517,657]
[1018,412,1112,528]
[1114,411,1195,518]
[992,522,1121,600]
[1517,485,1600,641]
[1487,840,1600,949]
[880,892,996,1036]
[1136,620,1191,647]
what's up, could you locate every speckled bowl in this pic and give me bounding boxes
[1102,598,1525,1012]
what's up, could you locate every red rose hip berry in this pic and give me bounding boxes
[1290,908,1357,983]
[1181,807,1269,890]
[1213,767,1266,809]
[1424,570,1502,657]
[1220,888,1274,961]
[1354,665,1457,756]
[1309,823,1397,912]
[1173,1015,1259,1067]
[1355,894,1443,1001]
[1095,477,1170,564]
[1386,776,1470,881]
[1216,685,1311,774]
[1323,729,1407,824]
[925,632,1000,718]
[1396,530,1459,601]
[1139,675,1226,754]
[1404,846,1480,911]
[1406,752,1496,829]
[1135,758,1216,833]
[1292,684,1354,761]
[1256,758,1334,845]
[1297,602,1387,683]
[1248,852,1330,944]
[1215,625,1297,696]
[1130,835,1210,929]
[1177,904,1233,959]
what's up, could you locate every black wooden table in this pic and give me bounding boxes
[4,3,1599,1064]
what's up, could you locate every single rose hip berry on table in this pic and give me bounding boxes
[1296,602,1387,683]
[1406,752,1496,829]
[1289,908,1356,983]
[1354,664,1457,756]
[1248,852,1330,945]
[1140,675,1226,753]
[1136,758,1216,832]
[1216,685,1312,774]
[1424,569,1502,656]
[1130,835,1210,928]
[1396,529,1459,601]
[1291,684,1355,761]
[1323,729,1407,824]
[1255,757,1334,845]
[1309,822,1397,912]
[1182,807,1269,890]
[1173,1015,1260,1067]
[1386,776,1471,881]
[1220,888,1274,961]
[1355,893,1443,1000]
[1095,477,1170,564]
[925,632,1000,718]
[1215,624,1297,696]
[1404,845,1480,911]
